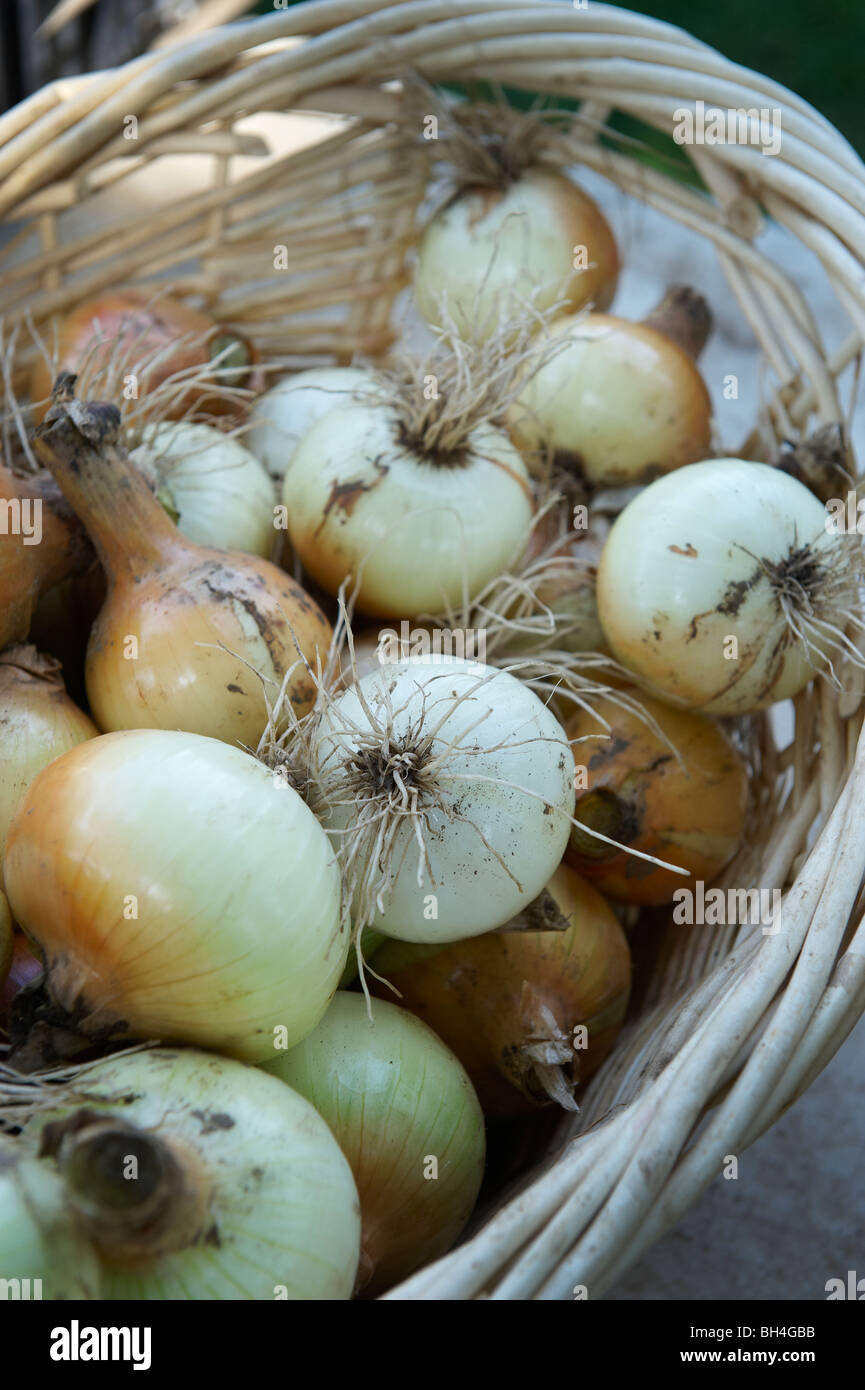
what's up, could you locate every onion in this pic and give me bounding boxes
[34,381,331,745]
[371,863,630,1116]
[3,729,346,1062]
[263,991,484,1295]
[507,287,712,486]
[246,366,376,482]
[282,336,536,618]
[130,421,276,558]
[29,289,259,422]
[310,655,575,943]
[0,1138,103,1299]
[564,688,749,904]
[0,461,93,650]
[596,459,864,715]
[415,168,618,341]
[0,645,97,890]
[12,1048,361,1299]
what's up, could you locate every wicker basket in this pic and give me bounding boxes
[2,0,865,1301]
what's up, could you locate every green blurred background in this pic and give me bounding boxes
[251,0,864,155]
[5,1,862,157]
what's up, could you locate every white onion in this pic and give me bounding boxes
[314,655,575,942]
[131,421,276,558]
[283,401,534,617]
[597,459,859,715]
[246,366,376,482]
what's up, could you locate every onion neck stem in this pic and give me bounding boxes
[41,1111,211,1261]
[33,378,183,579]
[641,286,712,360]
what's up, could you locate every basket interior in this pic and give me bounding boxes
[1,1,864,1300]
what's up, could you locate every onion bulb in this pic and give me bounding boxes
[508,287,712,486]
[263,991,484,1295]
[130,421,276,558]
[0,645,97,890]
[4,729,346,1062]
[0,1138,102,1299]
[30,290,259,422]
[14,1048,361,1299]
[311,656,575,942]
[246,366,376,482]
[282,341,535,617]
[415,169,618,341]
[0,462,93,650]
[371,864,630,1117]
[597,459,863,715]
[565,688,748,904]
[34,381,331,746]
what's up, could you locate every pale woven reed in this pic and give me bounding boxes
[1,0,864,1301]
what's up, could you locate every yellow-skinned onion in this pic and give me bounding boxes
[34,383,331,746]
[0,645,97,890]
[370,864,631,1117]
[263,991,485,1296]
[29,290,259,423]
[565,688,749,904]
[4,729,346,1061]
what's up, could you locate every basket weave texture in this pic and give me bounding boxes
[2,0,865,1301]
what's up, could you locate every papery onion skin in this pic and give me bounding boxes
[22,1048,361,1300]
[263,992,485,1296]
[35,391,331,746]
[370,864,631,1118]
[415,169,619,341]
[284,403,534,617]
[0,1139,102,1299]
[4,730,347,1062]
[0,463,93,650]
[596,459,840,715]
[0,645,97,890]
[131,422,276,559]
[507,311,712,487]
[29,290,259,422]
[564,689,749,904]
[247,366,376,482]
[317,656,576,942]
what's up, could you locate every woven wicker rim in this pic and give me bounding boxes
[2,0,865,1301]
